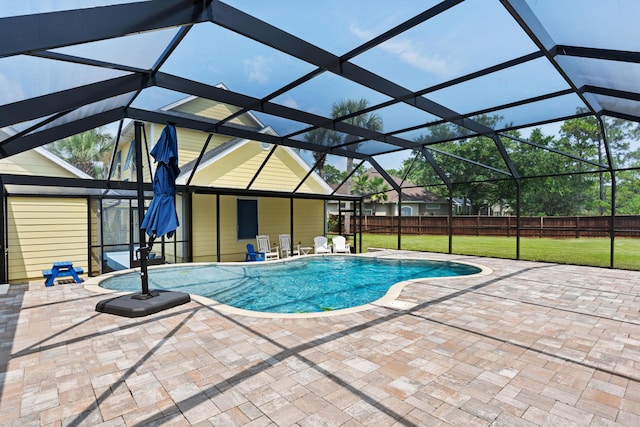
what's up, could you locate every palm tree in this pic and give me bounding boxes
[47,128,113,178]
[331,99,382,233]
[304,127,340,178]
[352,173,390,214]
[331,99,383,194]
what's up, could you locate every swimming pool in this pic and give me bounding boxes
[98,255,483,314]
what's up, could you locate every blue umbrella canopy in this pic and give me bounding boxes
[141,125,180,242]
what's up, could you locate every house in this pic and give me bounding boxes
[0,128,95,283]
[1,90,335,282]
[103,91,333,266]
[327,169,449,217]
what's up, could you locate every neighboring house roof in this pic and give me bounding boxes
[364,169,446,204]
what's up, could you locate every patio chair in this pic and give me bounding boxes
[245,243,265,262]
[278,234,300,258]
[332,235,350,253]
[256,235,279,260]
[313,236,332,254]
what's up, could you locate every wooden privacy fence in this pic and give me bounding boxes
[344,215,640,238]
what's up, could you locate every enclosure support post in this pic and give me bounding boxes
[185,191,193,263]
[359,199,363,254]
[597,117,616,268]
[397,191,402,250]
[216,193,221,263]
[0,177,6,283]
[133,121,151,297]
[448,187,453,254]
[290,197,294,251]
[515,179,521,260]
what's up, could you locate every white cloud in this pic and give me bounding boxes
[243,55,272,84]
[350,24,452,78]
[381,38,450,77]
[279,96,299,109]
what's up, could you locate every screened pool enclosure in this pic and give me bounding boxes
[2,0,640,282]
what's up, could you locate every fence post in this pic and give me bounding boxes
[540,216,543,238]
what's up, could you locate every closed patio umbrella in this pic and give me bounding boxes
[141,124,180,246]
[96,122,190,316]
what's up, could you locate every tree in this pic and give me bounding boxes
[47,128,113,178]
[304,127,340,178]
[351,172,390,214]
[331,99,383,192]
[322,164,347,184]
[330,99,383,232]
[559,112,640,214]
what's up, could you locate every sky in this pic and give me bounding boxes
[2,0,638,170]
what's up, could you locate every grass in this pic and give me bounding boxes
[358,234,640,271]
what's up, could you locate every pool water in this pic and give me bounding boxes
[100,256,481,313]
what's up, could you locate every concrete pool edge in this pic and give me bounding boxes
[84,253,492,319]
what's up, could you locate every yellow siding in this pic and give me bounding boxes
[192,194,218,262]
[258,198,290,239]
[175,131,232,166]
[251,148,303,192]
[173,98,257,127]
[7,197,88,283]
[214,196,299,262]
[116,122,236,175]
[189,142,330,194]
[293,199,326,247]
[218,196,241,261]
[190,141,266,187]
[251,147,330,194]
[0,150,78,177]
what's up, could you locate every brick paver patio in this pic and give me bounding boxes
[1,251,638,426]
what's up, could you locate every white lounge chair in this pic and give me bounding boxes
[278,234,299,258]
[313,236,332,254]
[256,235,279,260]
[332,235,350,253]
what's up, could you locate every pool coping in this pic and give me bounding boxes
[84,253,492,319]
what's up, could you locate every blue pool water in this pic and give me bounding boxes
[100,256,481,313]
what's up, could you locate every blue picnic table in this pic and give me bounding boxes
[42,261,84,287]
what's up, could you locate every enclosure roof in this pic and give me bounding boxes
[1,0,639,191]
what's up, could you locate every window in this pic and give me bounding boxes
[401,206,412,216]
[237,199,258,240]
[124,141,135,170]
[111,151,122,180]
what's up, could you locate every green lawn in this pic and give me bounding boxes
[358,234,640,271]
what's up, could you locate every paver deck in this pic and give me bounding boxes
[1,251,639,426]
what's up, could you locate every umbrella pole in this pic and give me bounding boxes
[133,121,152,299]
